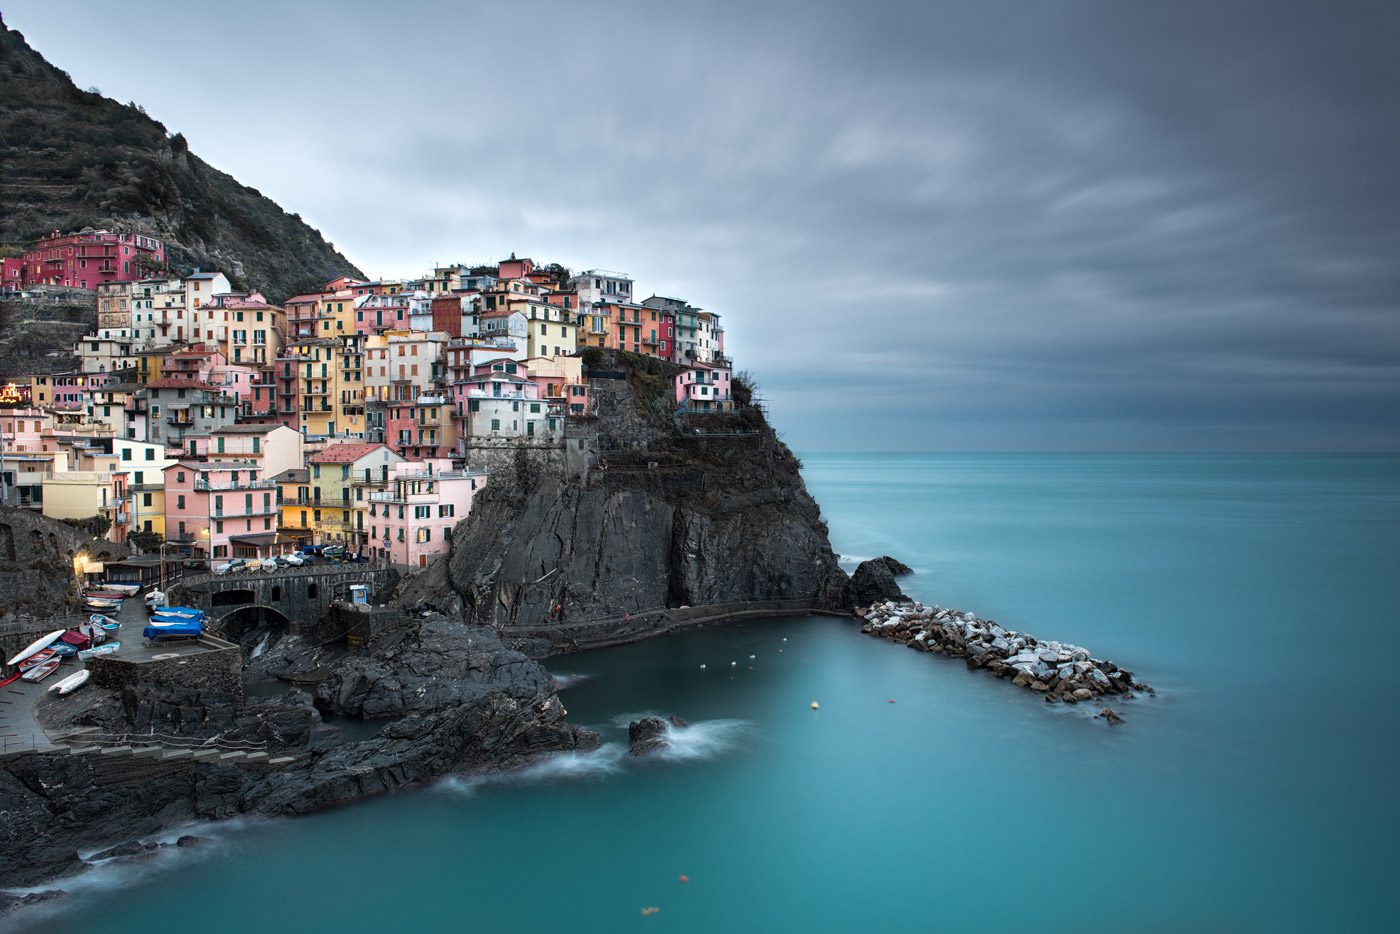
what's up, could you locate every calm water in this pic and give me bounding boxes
[10,454,1398,933]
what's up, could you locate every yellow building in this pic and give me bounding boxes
[284,340,340,436]
[306,443,403,545]
[274,467,313,545]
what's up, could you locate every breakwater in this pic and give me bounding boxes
[856,601,1151,706]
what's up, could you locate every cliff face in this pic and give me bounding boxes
[0,16,363,302]
[428,360,850,653]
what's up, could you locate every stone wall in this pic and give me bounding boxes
[0,507,128,619]
[89,638,243,700]
[167,566,398,636]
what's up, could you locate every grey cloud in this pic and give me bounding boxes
[8,0,1397,448]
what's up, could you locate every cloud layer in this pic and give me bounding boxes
[12,0,1398,449]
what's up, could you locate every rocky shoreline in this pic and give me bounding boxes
[0,613,598,900]
[857,600,1152,710]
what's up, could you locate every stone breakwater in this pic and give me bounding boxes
[856,601,1153,706]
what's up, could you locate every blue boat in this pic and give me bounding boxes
[49,642,78,657]
[143,621,203,639]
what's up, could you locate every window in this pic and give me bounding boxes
[121,447,131,461]
[491,418,500,431]
[313,465,320,479]
[145,448,155,461]
[176,471,184,483]
[177,494,185,509]
[215,520,224,533]
[314,509,322,523]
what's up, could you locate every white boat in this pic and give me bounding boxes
[20,656,62,682]
[144,590,166,607]
[99,582,141,595]
[78,642,120,661]
[7,630,65,667]
[90,614,120,630]
[47,669,90,694]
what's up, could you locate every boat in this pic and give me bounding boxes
[90,614,120,631]
[143,620,202,639]
[0,671,22,687]
[98,582,141,595]
[150,607,204,620]
[144,590,166,607]
[18,648,59,671]
[48,643,77,658]
[47,669,90,694]
[78,642,119,661]
[83,590,129,599]
[7,630,65,667]
[21,656,62,682]
[84,598,122,612]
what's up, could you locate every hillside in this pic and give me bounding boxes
[0,15,363,303]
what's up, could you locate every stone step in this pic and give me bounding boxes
[267,756,296,765]
[98,745,133,756]
[160,749,191,760]
[218,751,246,761]
[190,749,220,761]
[69,746,99,755]
[242,751,268,762]
[131,746,163,758]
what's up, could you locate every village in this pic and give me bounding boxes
[0,229,736,573]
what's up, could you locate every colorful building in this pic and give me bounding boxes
[363,458,485,569]
[17,229,164,289]
[163,460,281,560]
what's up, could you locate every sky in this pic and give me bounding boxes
[7,0,1398,451]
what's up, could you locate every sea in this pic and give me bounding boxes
[7,453,1398,933]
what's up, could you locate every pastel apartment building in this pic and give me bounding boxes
[163,460,281,560]
[363,458,484,569]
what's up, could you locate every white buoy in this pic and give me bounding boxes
[749,655,756,659]
[811,701,820,710]
[731,661,737,666]
[782,638,787,642]
[699,664,706,669]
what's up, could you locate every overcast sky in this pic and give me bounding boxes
[9,1,1398,450]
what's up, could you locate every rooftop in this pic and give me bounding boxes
[308,443,389,464]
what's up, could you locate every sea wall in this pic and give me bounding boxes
[857,600,1153,708]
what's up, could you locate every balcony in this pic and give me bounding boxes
[368,491,438,504]
[195,479,277,491]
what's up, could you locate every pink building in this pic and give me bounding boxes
[163,460,281,560]
[19,230,164,289]
[674,363,733,412]
[365,458,485,569]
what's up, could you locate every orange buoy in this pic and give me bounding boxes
[887,699,897,703]
[679,875,689,883]
[641,906,660,916]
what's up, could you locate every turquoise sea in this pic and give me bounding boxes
[9,454,1398,933]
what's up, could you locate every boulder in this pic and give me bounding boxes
[628,716,688,756]
[1095,707,1124,725]
[846,558,909,607]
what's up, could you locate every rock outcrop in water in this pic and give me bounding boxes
[857,601,1153,707]
[627,716,689,756]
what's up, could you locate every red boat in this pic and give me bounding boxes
[18,648,58,671]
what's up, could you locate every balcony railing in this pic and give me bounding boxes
[195,479,277,491]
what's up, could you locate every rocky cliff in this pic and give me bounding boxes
[0,16,363,302]
[406,354,858,654]
[0,508,127,621]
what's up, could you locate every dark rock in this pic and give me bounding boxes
[90,840,153,861]
[878,556,914,576]
[628,717,672,756]
[846,558,908,607]
[175,835,212,848]
[1095,707,1125,725]
[0,889,67,915]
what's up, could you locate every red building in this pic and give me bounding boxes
[431,295,464,337]
[19,229,165,289]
